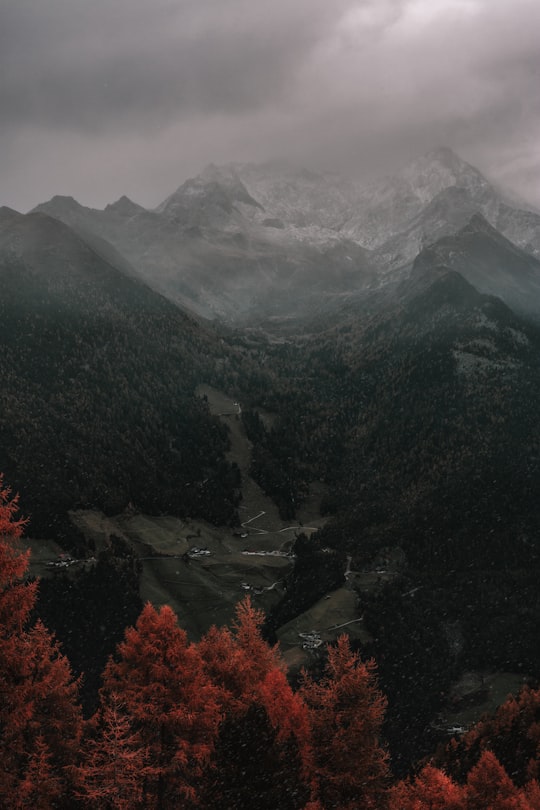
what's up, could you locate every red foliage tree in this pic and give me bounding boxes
[389,764,466,810]
[0,475,82,806]
[13,735,62,810]
[0,475,34,636]
[523,780,540,809]
[198,598,310,809]
[438,686,540,788]
[102,602,221,808]
[300,634,390,809]
[75,691,148,809]
[199,597,284,715]
[465,751,526,810]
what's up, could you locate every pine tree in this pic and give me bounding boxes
[103,602,221,808]
[466,751,525,810]
[14,736,62,810]
[389,764,466,810]
[198,598,311,806]
[75,692,148,809]
[300,634,390,809]
[0,475,82,806]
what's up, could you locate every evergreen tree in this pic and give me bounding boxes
[102,603,221,808]
[75,692,148,809]
[200,702,308,810]
[0,475,82,806]
[389,764,466,810]
[466,751,525,810]
[300,635,390,809]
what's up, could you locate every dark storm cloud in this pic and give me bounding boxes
[0,0,350,133]
[1,0,539,211]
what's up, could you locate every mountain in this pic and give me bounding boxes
[343,147,540,274]
[155,164,264,228]
[7,162,540,776]
[411,213,540,318]
[0,209,240,537]
[31,148,540,322]
[33,171,375,322]
[342,147,498,248]
[210,159,356,229]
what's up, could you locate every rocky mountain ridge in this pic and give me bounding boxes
[30,148,540,321]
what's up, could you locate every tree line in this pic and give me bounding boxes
[3,475,540,809]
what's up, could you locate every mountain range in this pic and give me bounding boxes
[31,146,540,322]
[4,145,540,773]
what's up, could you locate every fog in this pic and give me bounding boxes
[2,0,539,211]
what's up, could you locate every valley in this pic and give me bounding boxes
[4,146,540,777]
[32,384,365,669]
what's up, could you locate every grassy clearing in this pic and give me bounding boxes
[441,671,530,731]
[64,385,357,648]
[277,587,371,674]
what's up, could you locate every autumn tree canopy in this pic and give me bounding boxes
[0,476,82,807]
[102,602,221,808]
[3,473,540,810]
[300,634,390,809]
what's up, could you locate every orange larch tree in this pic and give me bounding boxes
[199,597,308,810]
[437,686,540,788]
[0,474,35,635]
[102,602,221,809]
[197,597,310,809]
[198,596,300,712]
[13,735,62,810]
[75,691,148,809]
[300,634,390,810]
[0,475,82,807]
[465,750,528,810]
[389,764,466,810]
[523,779,540,809]
[199,597,284,714]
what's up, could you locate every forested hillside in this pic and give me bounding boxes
[0,210,241,538]
[221,268,540,769]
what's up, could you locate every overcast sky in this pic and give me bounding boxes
[1,0,539,212]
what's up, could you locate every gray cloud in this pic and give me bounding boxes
[0,0,349,132]
[1,0,539,211]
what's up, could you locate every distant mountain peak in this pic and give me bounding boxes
[424,145,465,168]
[49,194,79,204]
[104,195,146,216]
[0,206,24,223]
[31,195,89,217]
[399,146,487,192]
[155,166,264,219]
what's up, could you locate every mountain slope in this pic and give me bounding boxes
[307,268,540,571]
[342,147,497,248]
[0,209,239,537]
[410,214,540,318]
